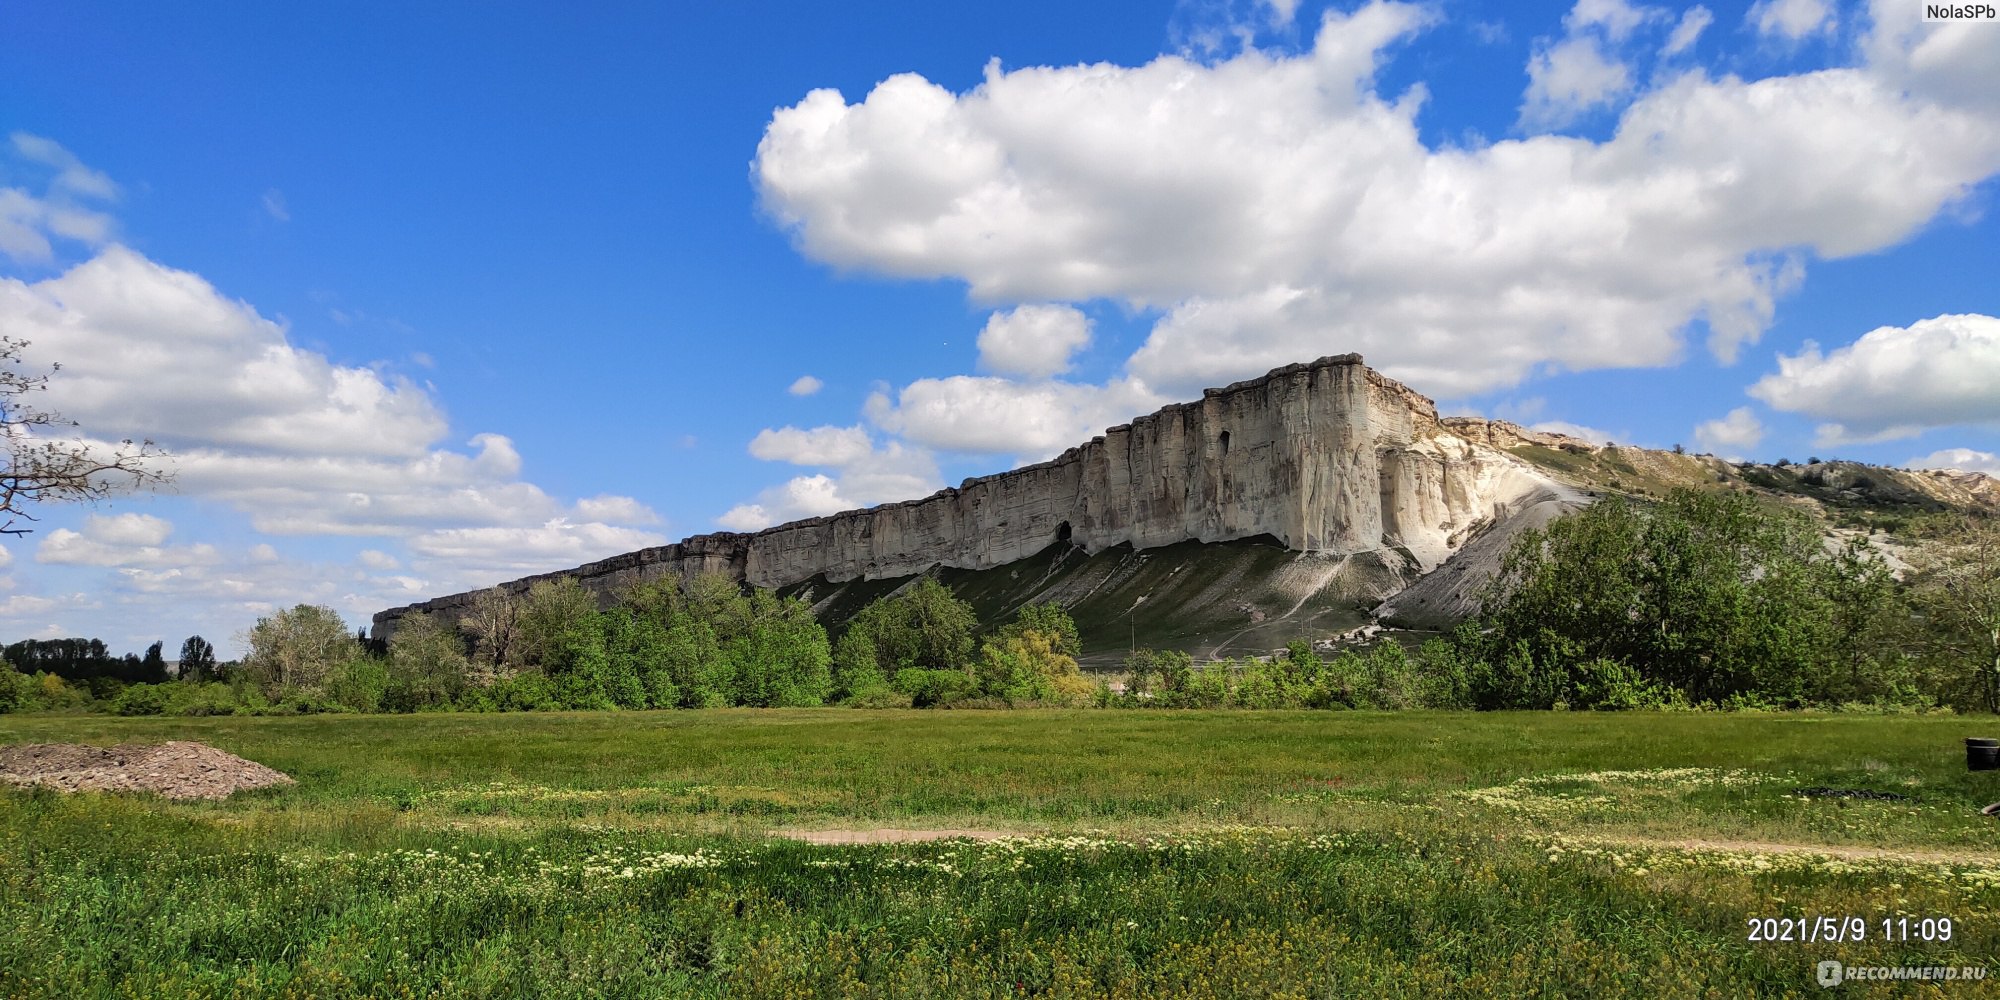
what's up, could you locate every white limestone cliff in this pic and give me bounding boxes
[372,355,1559,639]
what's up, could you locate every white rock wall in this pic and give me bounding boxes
[371,355,1553,639]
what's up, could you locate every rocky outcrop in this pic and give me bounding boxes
[372,355,1558,640]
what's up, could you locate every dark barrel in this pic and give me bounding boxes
[1967,738,2000,772]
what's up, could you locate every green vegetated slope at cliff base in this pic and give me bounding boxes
[783,537,1401,667]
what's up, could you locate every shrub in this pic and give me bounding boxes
[110,683,167,716]
[831,628,888,703]
[0,664,27,713]
[326,657,389,714]
[892,668,976,708]
[972,629,1093,705]
[165,681,240,717]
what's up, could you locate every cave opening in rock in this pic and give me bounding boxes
[1219,430,1231,457]
[1055,520,1073,545]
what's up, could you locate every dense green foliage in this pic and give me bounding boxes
[2,637,167,686]
[1454,489,1998,711]
[3,710,1998,997]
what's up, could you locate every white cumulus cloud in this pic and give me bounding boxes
[977,304,1093,378]
[747,424,876,466]
[1663,6,1713,55]
[1749,314,2000,445]
[1522,35,1634,127]
[1,133,117,264]
[1748,0,1835,41]
[753,2,2000,402]
[1694,406,1765,457]
[36,513,219,569]
[788,374,823,396]
[865,375,1164,461]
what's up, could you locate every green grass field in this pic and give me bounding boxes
[5,709,2000,997]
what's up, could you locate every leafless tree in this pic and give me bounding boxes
[459,587,522,678]
[1,336,170,535]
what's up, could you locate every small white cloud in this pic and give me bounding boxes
[1,134,117,263]
[1662,5,1713,55]
[748,424,876,466]
[249,543,281,562]
[718,474,849,532]
[408,519,668,580]
[83,512,173,547]
[1749,314,2000,445]
[1566,0,1665,41]
[1522,35,1632,128]
[0,542,11,570]
[867,375,1163,460]
[1747,0,1834,40]
[977,305,1093,379]
[572,494,661,524]
[1694,406,1765,457]
[261,189,290,223]
[1908,447,2000,476]
[357,549,401,570]
[10,133,118,200]
[788,375,824,396]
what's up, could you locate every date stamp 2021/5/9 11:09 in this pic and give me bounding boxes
[1749,914,1954,944]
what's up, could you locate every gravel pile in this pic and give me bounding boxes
[0,741,294,800]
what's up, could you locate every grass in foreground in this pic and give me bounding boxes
[4,709,2000,997]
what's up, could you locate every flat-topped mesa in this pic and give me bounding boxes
[372,354,1550,640]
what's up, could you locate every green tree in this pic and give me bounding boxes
[998,601,1081,658]
[242,604,357,697]
[1476,489,1894,708]
[602,607,669,708]
[723,589,832,707]
[846,577,978,673]
[385,612,473,710]
[178,635,217,682]
[139,640,168,684]
[662,618,730,708]
[831,627,888,702]
[514,577,599,670]
[1902,515,2000,711]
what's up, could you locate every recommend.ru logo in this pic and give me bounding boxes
[1817,960,1988,987]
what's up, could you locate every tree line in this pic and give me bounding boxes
[3,486,1996,715]
[0,574,1092,715]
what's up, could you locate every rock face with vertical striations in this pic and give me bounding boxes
[371,354,1558,641]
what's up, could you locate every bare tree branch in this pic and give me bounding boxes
[0,335,172,534]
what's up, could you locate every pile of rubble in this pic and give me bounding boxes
[0,740,294,800]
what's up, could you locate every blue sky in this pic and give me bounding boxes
[0,0,1995,654]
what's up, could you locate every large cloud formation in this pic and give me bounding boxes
[754,1,1999,401]
[1750,313,2000,445]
